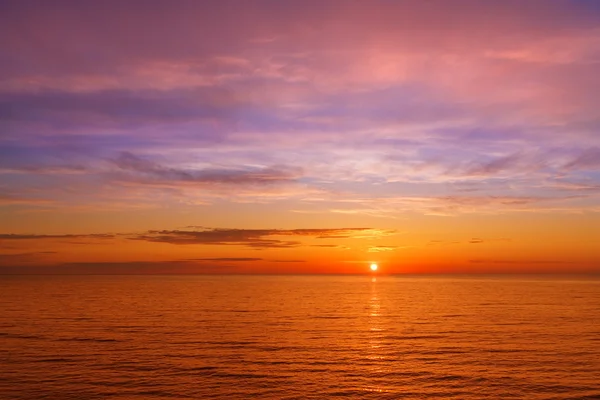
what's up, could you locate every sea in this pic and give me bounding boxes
[1,275,599,399]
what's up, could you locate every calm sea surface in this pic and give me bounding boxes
[1,275,599,399]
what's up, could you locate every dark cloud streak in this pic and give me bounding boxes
[131,227,378,249]
[185,257,262,262]
[111,151,302,186]
[0,233,114,240]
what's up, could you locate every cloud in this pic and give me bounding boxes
[0,258,301,274]
[0,251,57,263]
[0,233,114,240]
[0,86,245,126]
[131,227,385,248]
[0,194,54,206]
[367,246,398,252]
[461,153,526,177]
[110,151,303,186]
[296,193,595,218]
[469,259,576,265]
[184,257,262,262]
[427,240,459,246]
[427,238,510,246]
[0,165,87,175]
[544,180,600,192]
[563,148,600,171]
[0,260,240,275]
[469,237,512,244]
[0,228,387,254]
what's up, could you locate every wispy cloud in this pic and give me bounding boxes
[0,233,114,240]
[110,152,303,186]
[295,193,594,218]
[469,259,576,265]
[184,257,262,262]
[367,246,398,252]
[563,148,600,171]
[0,194,54,206]
[469,238,484,244]
[0,165,87,175]
[0,261,239,275]
[460,153,529,177]
[0,251,57,262]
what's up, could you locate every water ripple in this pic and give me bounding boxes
[1,275,599,399]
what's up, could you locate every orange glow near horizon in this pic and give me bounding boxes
[1,218,598,274]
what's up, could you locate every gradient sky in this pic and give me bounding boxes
[1,0,599,274]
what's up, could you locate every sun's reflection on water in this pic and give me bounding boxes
[368,279,387,349]
[363,276,394,393]
[368,280,383,355]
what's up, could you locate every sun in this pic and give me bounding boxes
[370,263,378,272]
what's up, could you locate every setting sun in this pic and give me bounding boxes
[370,263,378,272]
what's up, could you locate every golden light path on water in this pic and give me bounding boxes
[364,275,388,394]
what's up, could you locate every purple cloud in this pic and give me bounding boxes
[0,0,599,222]
[564,148,600,171]
[110,151,302,186]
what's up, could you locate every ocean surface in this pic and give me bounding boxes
[1,275,599,399]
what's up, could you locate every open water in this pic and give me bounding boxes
[1,275,599,399]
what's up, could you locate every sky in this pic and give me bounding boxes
[1,0,599,274]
